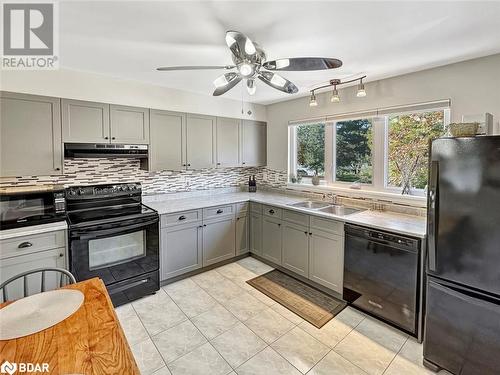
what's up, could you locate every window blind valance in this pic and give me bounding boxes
[288,99,451,126]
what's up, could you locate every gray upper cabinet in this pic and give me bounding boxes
[110,105,150,144]
[0,91,62,177]
[149,110,186,171]
[216,117,240,168]
[202,216,235,266]
[309,228,344,294]
[261,216,282,265]
[241,120,267,167]
[62,99,110,143]
[186,114,216,169]
[282,221,309,278]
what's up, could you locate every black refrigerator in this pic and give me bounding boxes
[423,136,500,374]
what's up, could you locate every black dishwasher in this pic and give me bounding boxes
[343,224,421,336]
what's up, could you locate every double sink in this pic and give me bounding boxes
[288,200,363,216]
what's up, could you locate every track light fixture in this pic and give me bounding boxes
[309,91,318,107]
[309,75,367,107]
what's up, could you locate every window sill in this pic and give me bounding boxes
[285,183,427,208]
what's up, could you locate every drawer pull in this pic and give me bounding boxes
[269,209,275,214]
[18,242,33,249]
[216,209,223,214]
[59,253,64,257]
[178,215,186,221]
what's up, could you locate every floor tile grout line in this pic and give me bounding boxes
[381,336,410,375]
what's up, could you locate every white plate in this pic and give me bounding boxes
[0,289,84,340]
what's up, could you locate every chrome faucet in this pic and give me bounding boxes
[324,192,337,204]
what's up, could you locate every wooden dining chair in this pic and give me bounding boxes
[0,267,77,302]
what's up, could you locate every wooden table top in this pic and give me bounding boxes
[0,278,140,375]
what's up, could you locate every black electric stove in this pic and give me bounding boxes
[66,182,159,306]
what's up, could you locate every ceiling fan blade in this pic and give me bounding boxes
[258,71,298,94]
[213,72,242,96]
[263,57,342,71]
[157,65,234,71]
[225,30,256,60]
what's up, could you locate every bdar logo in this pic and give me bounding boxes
[0,361,17,375]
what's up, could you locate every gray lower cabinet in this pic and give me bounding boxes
[0,229,67,301]
[309,229,344,293]
[149,109,186,171]
[261,216,282,264]
[249,212,263,255]
[62,99,110,143]
[186,114,216,169]
[0,91,62,177]
[202,216,236,266]
[110,105,150,144]
[241,120,266,167]
[236,214,249,255]
[216,117,240,167]
[282,221,309,278]
[161,222,203,280]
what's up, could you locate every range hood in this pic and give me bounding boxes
[64,143,148,158]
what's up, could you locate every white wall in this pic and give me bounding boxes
[266,54,500,171]
[0,68,267,121]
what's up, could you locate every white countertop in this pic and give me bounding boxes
[144,191,427,238]
[0,221,68,241]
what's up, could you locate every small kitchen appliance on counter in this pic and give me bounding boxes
[66,182,159,306]
[0,184,66,230]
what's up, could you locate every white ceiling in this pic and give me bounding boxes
[59,1,500,105]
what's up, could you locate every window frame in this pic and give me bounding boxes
[288,106,450,198]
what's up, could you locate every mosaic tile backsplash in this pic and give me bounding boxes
[0,158,288,194]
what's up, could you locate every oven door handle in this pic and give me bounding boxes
[71,218,158,239]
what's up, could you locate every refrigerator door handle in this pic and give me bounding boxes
[428,160,439,272]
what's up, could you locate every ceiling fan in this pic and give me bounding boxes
[157,30,343,97]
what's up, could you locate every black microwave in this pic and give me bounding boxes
[0,185,66,230]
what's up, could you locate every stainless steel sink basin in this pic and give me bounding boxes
[317,205,363,216]
[288,201,331,209]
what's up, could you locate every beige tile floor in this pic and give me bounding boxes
[116,257,449,375]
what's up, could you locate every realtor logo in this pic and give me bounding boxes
[0,361,17,375]
[2,2,58,69]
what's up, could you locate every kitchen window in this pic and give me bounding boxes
[288,101,450,196]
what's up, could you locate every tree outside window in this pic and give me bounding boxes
[387,110,446,193]
[336,119,373,183]
[296,123,325,179]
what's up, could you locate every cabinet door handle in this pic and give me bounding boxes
[269,209,274,214]
[304,231,308,235]
[187,163,191,167]
[309,232,312,236]
[59,253,64,257]
[178,215,186,221]
[203,224,207,227]
[55,167,61,171]
[112,137,116,140]
[216,209,223,214]
[242,162,246,165]
[278,223,281,227]
[18,242,33,248]
[217,162,221,166]
[104,136,109,140]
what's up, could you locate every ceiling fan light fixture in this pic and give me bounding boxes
[356,79,366,97]
[331,87,340,103]
[276,59,290,69]
[244,39,256,55]
[270,73,287,87]
[246,79,256,95]
[309,92,318,107]
[213,72,238,88]
[239,63,253,77]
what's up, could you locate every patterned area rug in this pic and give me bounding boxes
[247,270,346,328]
